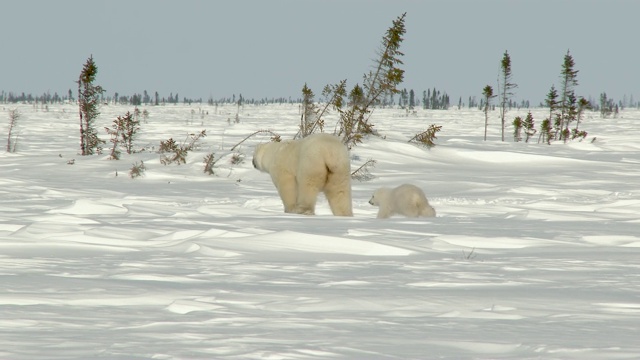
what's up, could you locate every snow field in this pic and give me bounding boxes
[1,103,639,359]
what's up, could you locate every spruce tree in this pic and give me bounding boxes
[431,87,438,109]
[363,12,406,105]
[482,85,495,141]
[540,85,558,144]
[575,97,591,132]
[77,55,105,155]
[498,51,517,142]
[558,50,578,140]
[562,92,578,142]
[299,83,317,137]
[512,116,523,142]
[330,12,407,146]
[600,92,612,118]
[399,88,408,108]
[543,119,554,145]
[120,111,140,154]
[409,89,415,109]
[523,111,536,143]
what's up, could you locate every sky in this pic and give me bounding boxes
[2,0,638,105]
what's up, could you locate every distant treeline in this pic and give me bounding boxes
[0,87,451,109]
[1,89,637,111]
[0,90,303,106]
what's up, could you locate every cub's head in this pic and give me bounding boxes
[368,188,389,206]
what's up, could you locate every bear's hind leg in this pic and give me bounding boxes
[324,175,353,216]
[325,188,353,216]
[404,205,421,217]
[294,175,323,215]
[294,190,320,215]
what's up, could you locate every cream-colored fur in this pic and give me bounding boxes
[369,184,436,219]
[253,133,353,216]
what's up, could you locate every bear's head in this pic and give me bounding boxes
[252,142,273,172]
[252,145,263,170]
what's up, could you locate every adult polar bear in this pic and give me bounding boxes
[252,133,353,216]
[369,184,436,219]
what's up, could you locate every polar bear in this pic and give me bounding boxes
[252,133,353,216]
[369,184,436,219]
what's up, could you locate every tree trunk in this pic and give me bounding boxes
[78,75,85,155]
[484,105,489,141]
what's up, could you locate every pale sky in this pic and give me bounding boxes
[2,0,638,105]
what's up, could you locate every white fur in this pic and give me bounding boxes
[253,133,353,216]
[369,184,436,219]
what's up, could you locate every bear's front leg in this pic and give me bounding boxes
[272,174,298,213]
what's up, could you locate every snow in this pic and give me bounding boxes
[1,103,639,359]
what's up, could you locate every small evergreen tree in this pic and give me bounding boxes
[398,88,407,108]
[540,119,553,145]
[498,51,517,142]
[292,80,346,139]
[77,55,105,155]
[575,97,591,132]
[422,90,429,109]
[539,85,559,144]
[105,111,140,159]
[512,116,523,142]
[562,92,578,142]
[299,83,317,137]
[348,84,366,108]
[482,85,496,141]
[558,50,579,140]
[120,111,140,154]
[523,111,536,143]
[105,123,122,160]
[409,89,415,109]
[600,92,613,118]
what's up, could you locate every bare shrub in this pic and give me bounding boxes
[203,153,216,175]
[6,109,20,152]
[129,161,146,178]
[159,130,206,165]
[351,158,377,181]
[230,130,281,152]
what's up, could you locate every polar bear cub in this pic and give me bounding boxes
[369,184,436,219]
[253,133,353,216]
